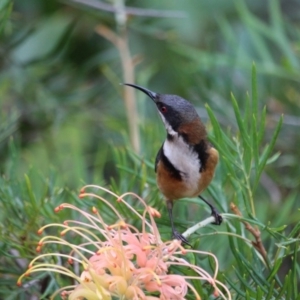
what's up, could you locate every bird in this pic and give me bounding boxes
[124,83,222,245]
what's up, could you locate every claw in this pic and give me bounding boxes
[198,195,223,226]
[211,208,223,225]
[172,230,192,247]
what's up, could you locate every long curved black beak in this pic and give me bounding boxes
[123,83,158,102]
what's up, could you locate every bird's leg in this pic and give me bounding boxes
[198,195,223,225]
[166,200,191,246]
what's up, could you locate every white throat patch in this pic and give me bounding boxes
[158,112,177,136]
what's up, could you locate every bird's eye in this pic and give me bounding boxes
[160,106,167,113]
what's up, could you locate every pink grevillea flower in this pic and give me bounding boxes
[18,185,231,300]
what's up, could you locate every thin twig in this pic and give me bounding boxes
[68,0,187,18]
[95,24,140,152]
[230,203,268,263]
[182,216,218,240]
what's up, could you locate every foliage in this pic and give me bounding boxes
[0,0,299,299]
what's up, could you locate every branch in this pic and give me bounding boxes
[68,0,187,18]
[95,24,140,153]
[182,216,218,240]
[230,203,268,262]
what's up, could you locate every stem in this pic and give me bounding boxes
[230,203,271,269]
[95,1,140,153]
[235,137,256,216]
[70,0,187,18]
[182,216,217,240]
[114,0,139,153]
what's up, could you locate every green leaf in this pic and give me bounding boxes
[233,266,256,294]
[287,220,300,239]
[12,14,74,64]
[230,92,251,151]
[245,290,251,300]
[286,270,292,300]
[24,174,37,209]
[254,114,283,190]
[0,0,12,35]
[276,238,300,247]
[235,250,272,294]
[256,285,263,300]
[205,104,223,144]
[267,257,283,283]
[251,63,258,125]
[258,105,267,145]
[0,0,11,10]
[266,152,281,165]
[265,279,276,300]
[267,225,287,233]
[252,114,259,177]
[275,272,290,299]
[291,241,299,298]
[225,274,246,297]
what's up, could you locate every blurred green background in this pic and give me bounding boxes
[1,0,300,188]
[0,0,300,188]
[0,0,300,298]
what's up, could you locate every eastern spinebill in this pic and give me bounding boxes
[124,83,222,245]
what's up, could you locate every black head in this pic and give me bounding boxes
[123,83,199,133]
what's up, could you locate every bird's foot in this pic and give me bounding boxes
[172,230,192,247]
[211,207,223,225]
